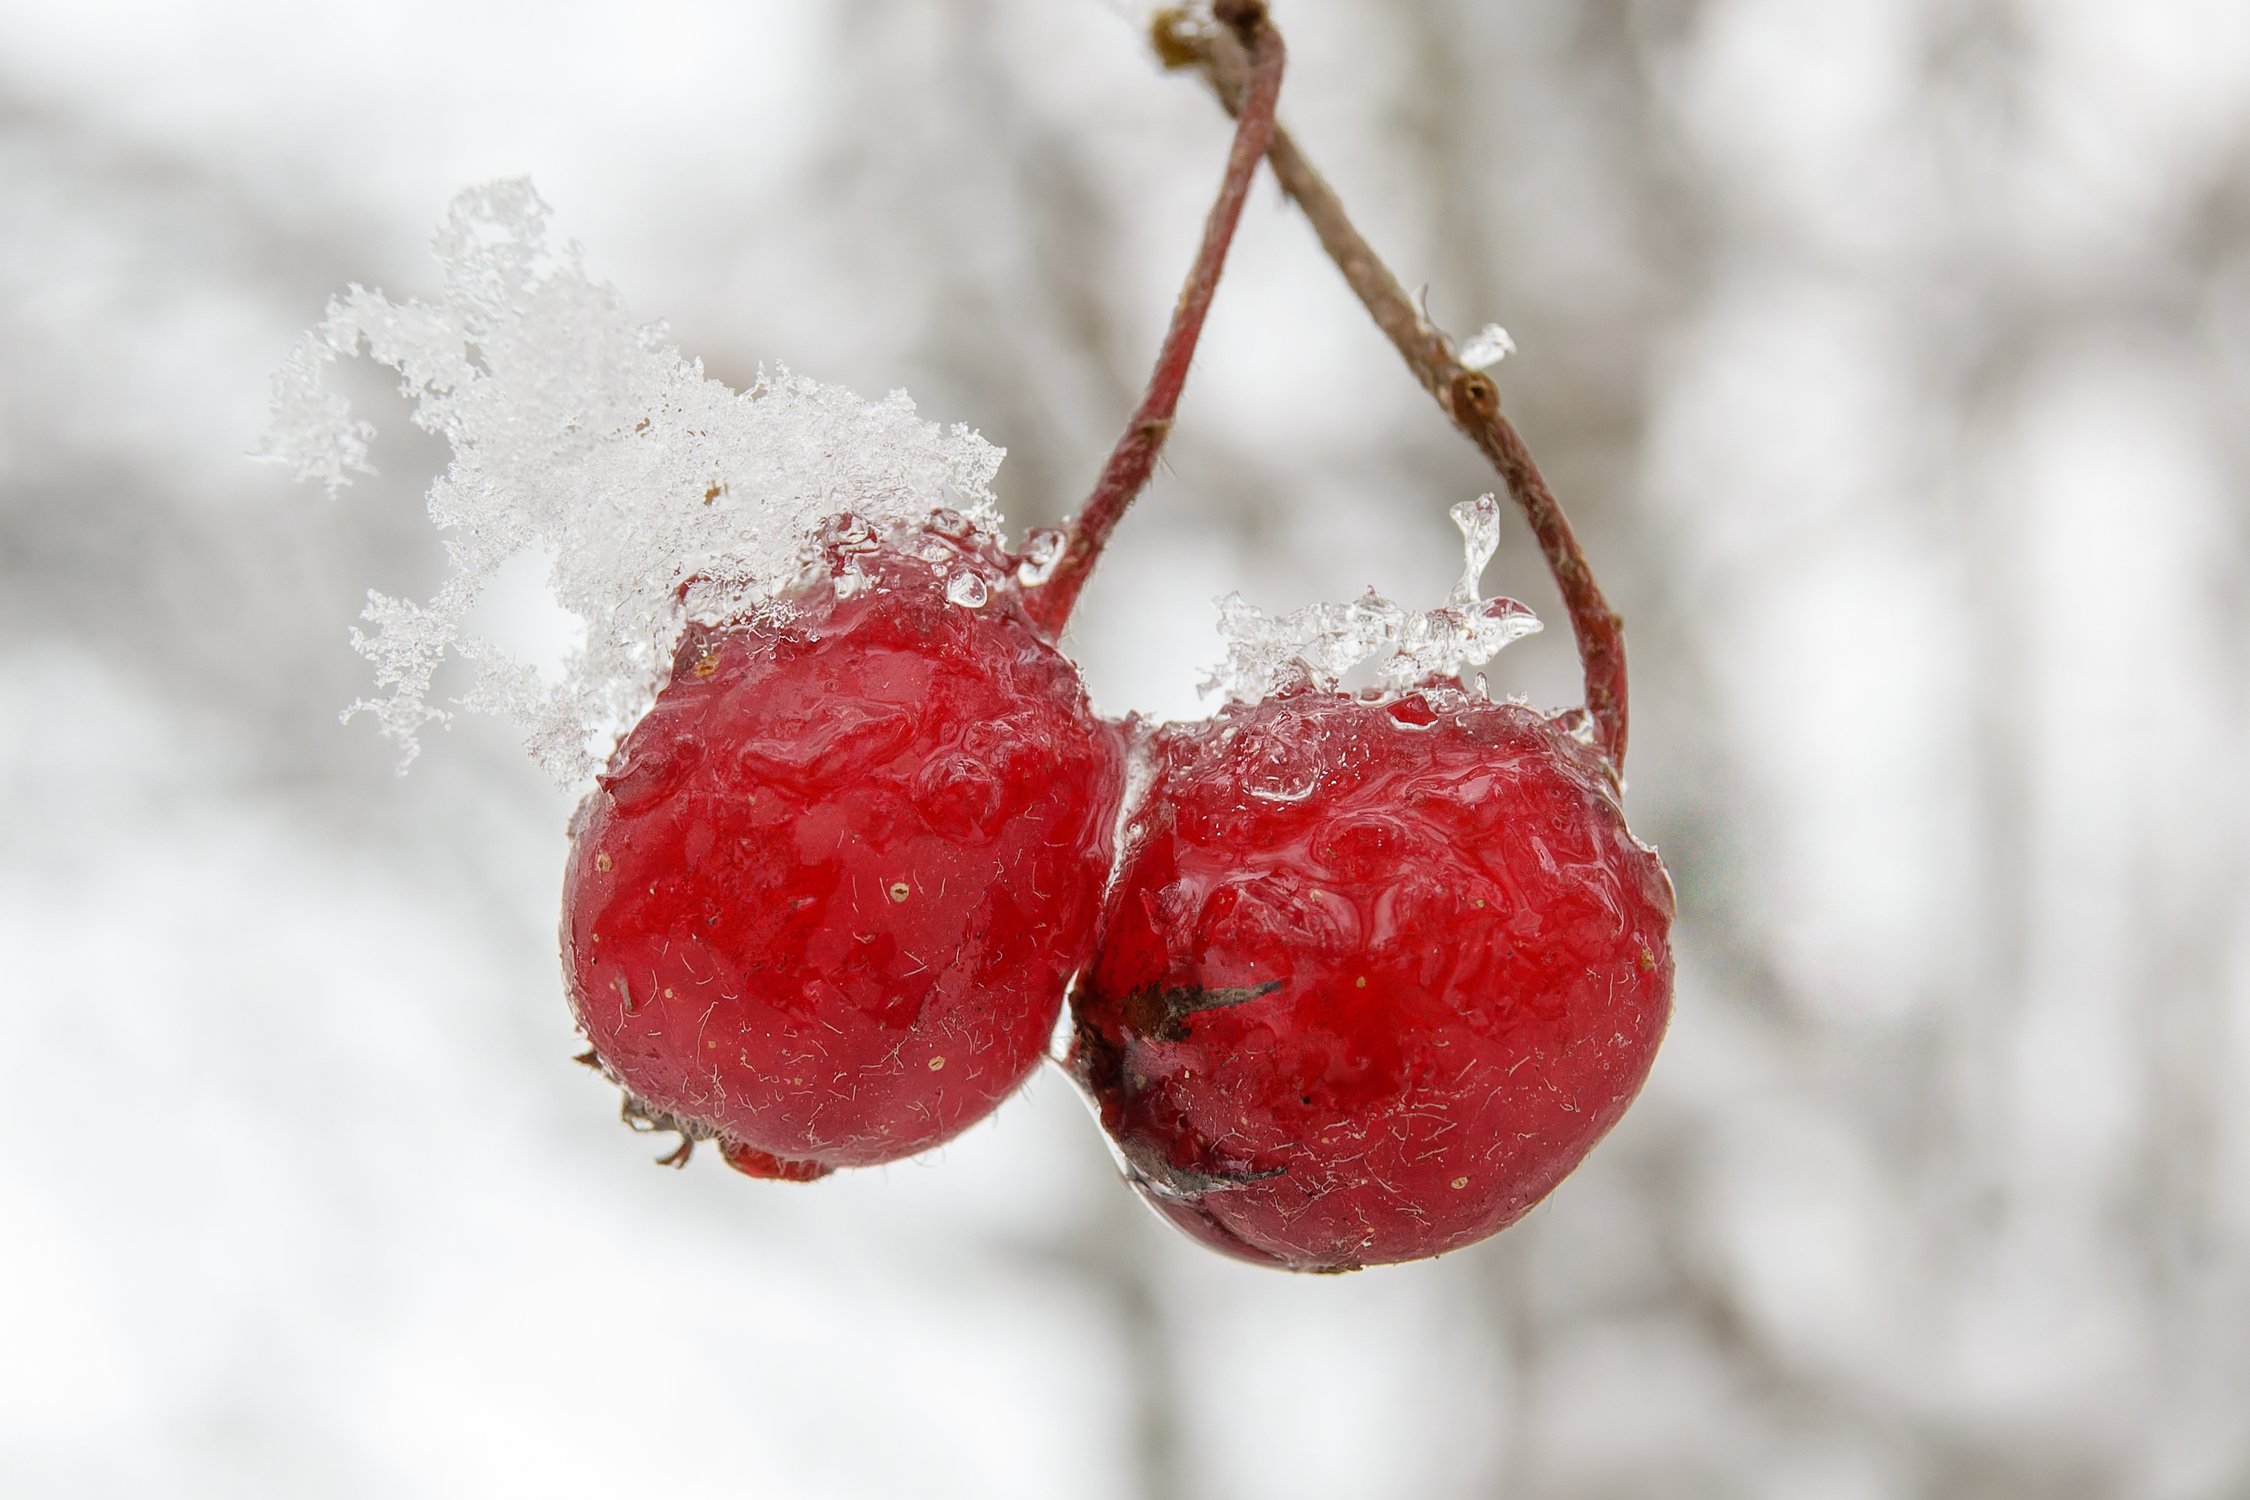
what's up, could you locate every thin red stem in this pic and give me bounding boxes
[1024,4,1285,638]
[1189,24,1632,770]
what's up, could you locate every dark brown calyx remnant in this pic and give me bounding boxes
[1122,979,1284,1042]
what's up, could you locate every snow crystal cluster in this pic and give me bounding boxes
[1457,323,1516,371]
[1206,495,1542,703]
[256,180,1006,784]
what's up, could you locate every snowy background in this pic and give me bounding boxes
[6,1,2250,1496]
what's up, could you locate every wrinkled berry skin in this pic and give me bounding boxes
[1070,688,1672,1270]
[565,538,1124,1179]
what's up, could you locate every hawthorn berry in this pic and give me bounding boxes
[556,5,1283,1184]
[564,520,1125,1180]
[1070,686,1673,1271]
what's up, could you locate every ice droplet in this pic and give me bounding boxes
[945,570,989,608]
[1459,324,1515,371]
[1448,495,1501,605]
[1205,494,1541,704]
[825,512,876,551]
[254,179,1016,784]
[1016,527,1066,587]
[1244,766,1320,802]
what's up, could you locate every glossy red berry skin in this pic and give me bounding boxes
[1070,687,1673,1271]
[564,536,1125,1180]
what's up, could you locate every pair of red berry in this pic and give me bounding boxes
[561,2,1672,1272]
[563,520,1672,1272]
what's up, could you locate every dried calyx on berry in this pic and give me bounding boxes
[1068,502,1674,1272]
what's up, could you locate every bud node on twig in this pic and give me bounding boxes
[1213,0,1270,45]
[1449,369,1500,424]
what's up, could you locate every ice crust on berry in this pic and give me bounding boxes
[564,552,1126,1175]
[256,180,1007,783]
[1070,689,1674,1270]
[1206,495,1541,703]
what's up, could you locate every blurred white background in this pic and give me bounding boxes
[5,1,2249,1496]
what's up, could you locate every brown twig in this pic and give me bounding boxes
[1025,1,1286,638]
[1188,18,1631,770]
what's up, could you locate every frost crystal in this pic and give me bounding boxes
[254,180,1006,784]
[1459,323,1516,370]
[1206,495,1541,703]
[1015,527,1065,587]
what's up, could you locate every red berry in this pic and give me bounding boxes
[564,525,1125,1179]
[1069,686,1673,1270]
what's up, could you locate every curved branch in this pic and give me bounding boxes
[1188,22,1630,769]
[1026,1,1286,638]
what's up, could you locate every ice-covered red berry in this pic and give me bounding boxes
[1070,686,1673,1271]
[565,526,1124,1179]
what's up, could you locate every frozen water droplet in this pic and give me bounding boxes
[1386,696,1439,730]
[1016,527,1066,586]
[834,561,868,599]
[1449,495,1501,605]
[598,732,705,814]
[1244,772,1319,802]
[945,570,989,608]
[1240,725,1323,801]
[1204,493,1540,704]
[1551,707,1598,745]
[826,511,876,550]
[928,507,974,539]
[1479,597,1535,627]
[1459,324,1515,370]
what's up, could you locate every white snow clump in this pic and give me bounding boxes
[1458,323,1516,370]
[255,179,1005,784]
[1207,494,1542,703]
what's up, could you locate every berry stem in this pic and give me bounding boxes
[1183,20,1632,770]
[1025,1,1285,639]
